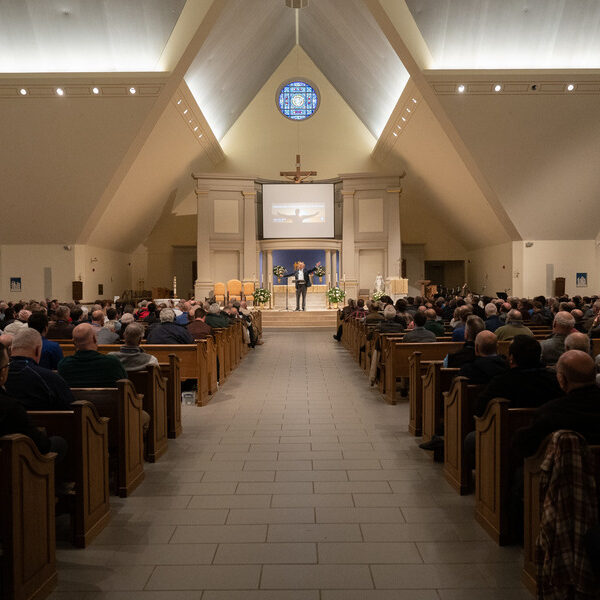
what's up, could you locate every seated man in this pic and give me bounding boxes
[187,307,213,340]
[3,309,31,335]
[146,308,195,344]
[494,309,534,341]
[205,303,231,329]
[3,328,74,410]
[424,308,444,337]
[459,330,508,384]
[474,335,562,418]
[104,307,121,333]
[27,311,63,370]
[540,311,575,367]
[175,302,191,325]
[484,303,503,332]
[0,342,67,461]
[119,312,135,339]
[565,331,590,354]
[571,308,587,333]
[445,315,485,368]
[402,310,436,343]
[365,302,385,324]
[513,350,600,457]
[58,323,128,388]
[378,305,404,334]
[108,323,158,372]
[91,310,119,344]
[530,300,552,326]
[451,305,473,341]
[46,305,74,339]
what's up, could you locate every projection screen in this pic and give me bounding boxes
[262,184,334,239]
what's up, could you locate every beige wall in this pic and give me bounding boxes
[217,47,384,179]
[466,242,513,296]
[359,249,385,291]
[74,245,132,302]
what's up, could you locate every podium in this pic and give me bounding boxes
[416,279,431,297]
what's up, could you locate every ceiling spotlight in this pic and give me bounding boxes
[129,87,136,94]
[56,87,64,96]
[406,108,411,113]
[494,84,502,92]
[176,99,182,104]
[198,134,203,138]
[183,109,188,114]
[412,98,417,103]
[396,125,401,129]
[567,83,575,91]
[401,116,406,122]
[92,87,100,95]
[193,126,199,131]
[392,132,398,137]
[19,88,27,95]
[457,84,465,93]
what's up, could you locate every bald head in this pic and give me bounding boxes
[507,309,523,322]
[0,333,13,354]
[565,332,590,354]
[73,323,97,351]
[91,310,105,325]
[556,350,596,392]
[474,330,498,357]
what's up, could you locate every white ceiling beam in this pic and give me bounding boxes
[365,0,521,241]
[78,0,225,244]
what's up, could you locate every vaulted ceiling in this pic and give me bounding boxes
[1,0,600,254]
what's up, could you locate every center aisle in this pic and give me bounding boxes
[52,330,528,599]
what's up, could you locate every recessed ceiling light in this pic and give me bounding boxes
[396,125,401,129]
[457,84,465,93]
[411,98,417,103]
[129,87,136,94]
[198,134,203,138]
[193,126,199,131]
[392,132,398,137]
[401,117,406,122]
[567,83,575,91]
[92,87,100,95]
[188,119,192,124]
[406,108,411,113]
[19,88,27,95]
[494,84,502,92]
[177,99,182,104]
[183,109,188,114]
[56,87,64,96]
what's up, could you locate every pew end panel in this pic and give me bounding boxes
[71,380,145,498]
[128,366,169,463]
[474,399,537,545]
[443,378,484,495]
[159,354,182,439]
[0,434,57,600]
[28,401,111,548]
[422,365,460,447]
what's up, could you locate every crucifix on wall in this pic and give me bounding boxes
[280,154,317,183]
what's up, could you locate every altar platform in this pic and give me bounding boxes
[261,309,338,329]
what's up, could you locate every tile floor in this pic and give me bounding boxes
[49,330,530,599]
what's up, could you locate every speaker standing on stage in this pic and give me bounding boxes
[283,261,321,311]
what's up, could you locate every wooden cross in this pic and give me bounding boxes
[280,154,317,183]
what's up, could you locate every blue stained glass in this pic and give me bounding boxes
[278,80,319,120]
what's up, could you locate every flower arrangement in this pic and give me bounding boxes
[273,265,286,281]
[253,287,271,304]
[314,265,326,277]
[327,286,346,304]
[372,290,385,301]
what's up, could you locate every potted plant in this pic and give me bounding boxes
[253,287,271,306]
[273,265,286,283]
[327,286,346,308]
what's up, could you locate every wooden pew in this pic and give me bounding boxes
[474,398,537,545]
[407,352,431,436]
[421,363,460,446]
[443,377,485,494]
[159,354,182,439]
[71,380,145,498]
[522,438,600,594]
[28,401,111,548]
[0,434,57,600]
[385,342,463,405]
[212,329,229,382]
[128,365,168,463]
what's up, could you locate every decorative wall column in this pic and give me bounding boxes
[325,249,331,287]
[242,189,257,284]
[266,250,273,309]
[386,187,402,286]
[194,187,213,300]
[341,188,358,299]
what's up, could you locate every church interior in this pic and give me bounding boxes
[2,1,600,599]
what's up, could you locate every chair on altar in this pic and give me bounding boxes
[243,282,255,303]
[214,282,226,305]
[227,279,242,302]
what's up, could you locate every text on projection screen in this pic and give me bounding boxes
[263,184,334,239]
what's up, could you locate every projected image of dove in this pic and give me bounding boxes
[263,184,334,238]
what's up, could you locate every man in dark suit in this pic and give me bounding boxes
[283,261,321,311]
